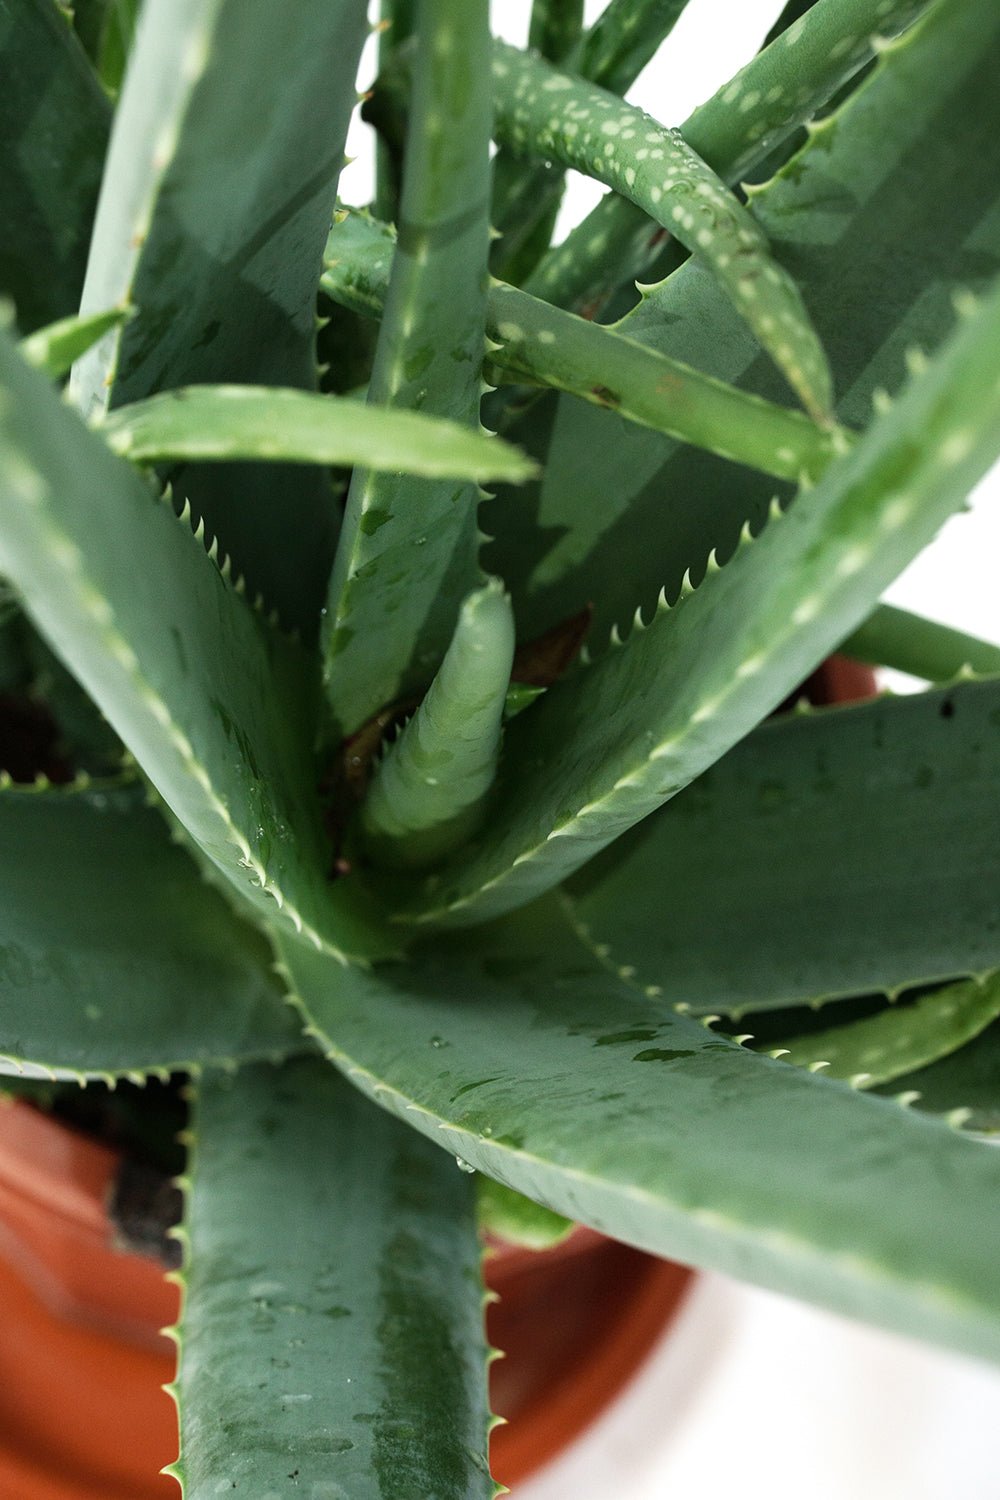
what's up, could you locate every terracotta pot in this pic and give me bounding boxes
[0,1099,179,1500]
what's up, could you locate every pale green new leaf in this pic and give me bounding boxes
[20,308,127,382]
[765,972,1000,1088]
[0,782,303,1081]
[279,900,1000,1364]
[565,680,1000,1017]
[70,0,370,633]
[171,1058,492,1499]
[361,580,515,870]
[397,277,1000,928]
[99,386,535,484]
[874,1024,1000,1135]
[321,0,494,742]
[0,327,393,962]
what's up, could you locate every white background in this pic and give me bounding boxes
[344,3,1000,1493]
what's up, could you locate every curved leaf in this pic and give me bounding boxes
[0,782,303,1080]
[171,1058,492,1499]
[278,900,1000,1365]
[20,308,127,382]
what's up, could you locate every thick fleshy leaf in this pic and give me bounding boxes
[0,0,111,334]
[839,605,1000,682]
[526,0,932,313]
[495,0,998,649]
[322,0,493,741]
[321,213,837,485]
[565,680,1000,1017]
[875,1024,1000,1134]
[170,1058,492,1499]
[0,782,302,1081]
[20,307,128,382]
[100,386,534,483]
[279,900,1000,1364]
[574,0,692,94]
[70,0,370,634]
[361,580,515,870]
[394,280,1000,928]
[493,42,834,422]
[764,972,1000,1087]
[0,327,393,962]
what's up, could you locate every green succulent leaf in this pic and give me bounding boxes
[322,213,838,485]
[574,0,692,93]
[564,679,1000,1018]
[840,605,1000,682]
[279,899,1000,1365]
[69,0,370,635]
[530,0,585,63]
[0,0,111,334]
[19,307,128,382]
[0,781,303,1081]
[490,41,833,422]
[360,580,515,871]
[321,0,493,743]
[874,1023,1000,1135]
[527,0,932,314]
[477,1177,574,1251]
[396,278,1000,928]
[0,326,393,963]
[99,385,534,484]
[764,972,1000,1088]
[171,1057,492,1500]
[497,0,991,649]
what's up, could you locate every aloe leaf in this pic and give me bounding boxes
[19,307,127,382]
[360,581,515,871]
[574,0,692,94]
[397,279,1000,928]
[874,1024,1000,1135]
[99,386,534,484]
[530,0,585,62]
[495,0,1000,652]
[477,1178,574,1250]
[171,1058,492,1499]
[491,42,832,422]
[527,0,931,314]
[764,973,1000,1088]
[69,0,369,636]
[279,900,1000,1364]
[0,0,111,334]
[321,0,493,743]
[322,214,838,484]
[563,679,1000,1017]
[0,326,393,963]
[840,605,1000,682]
[0,782,303,1081]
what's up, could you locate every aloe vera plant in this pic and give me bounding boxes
[2,0,1000,1492]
